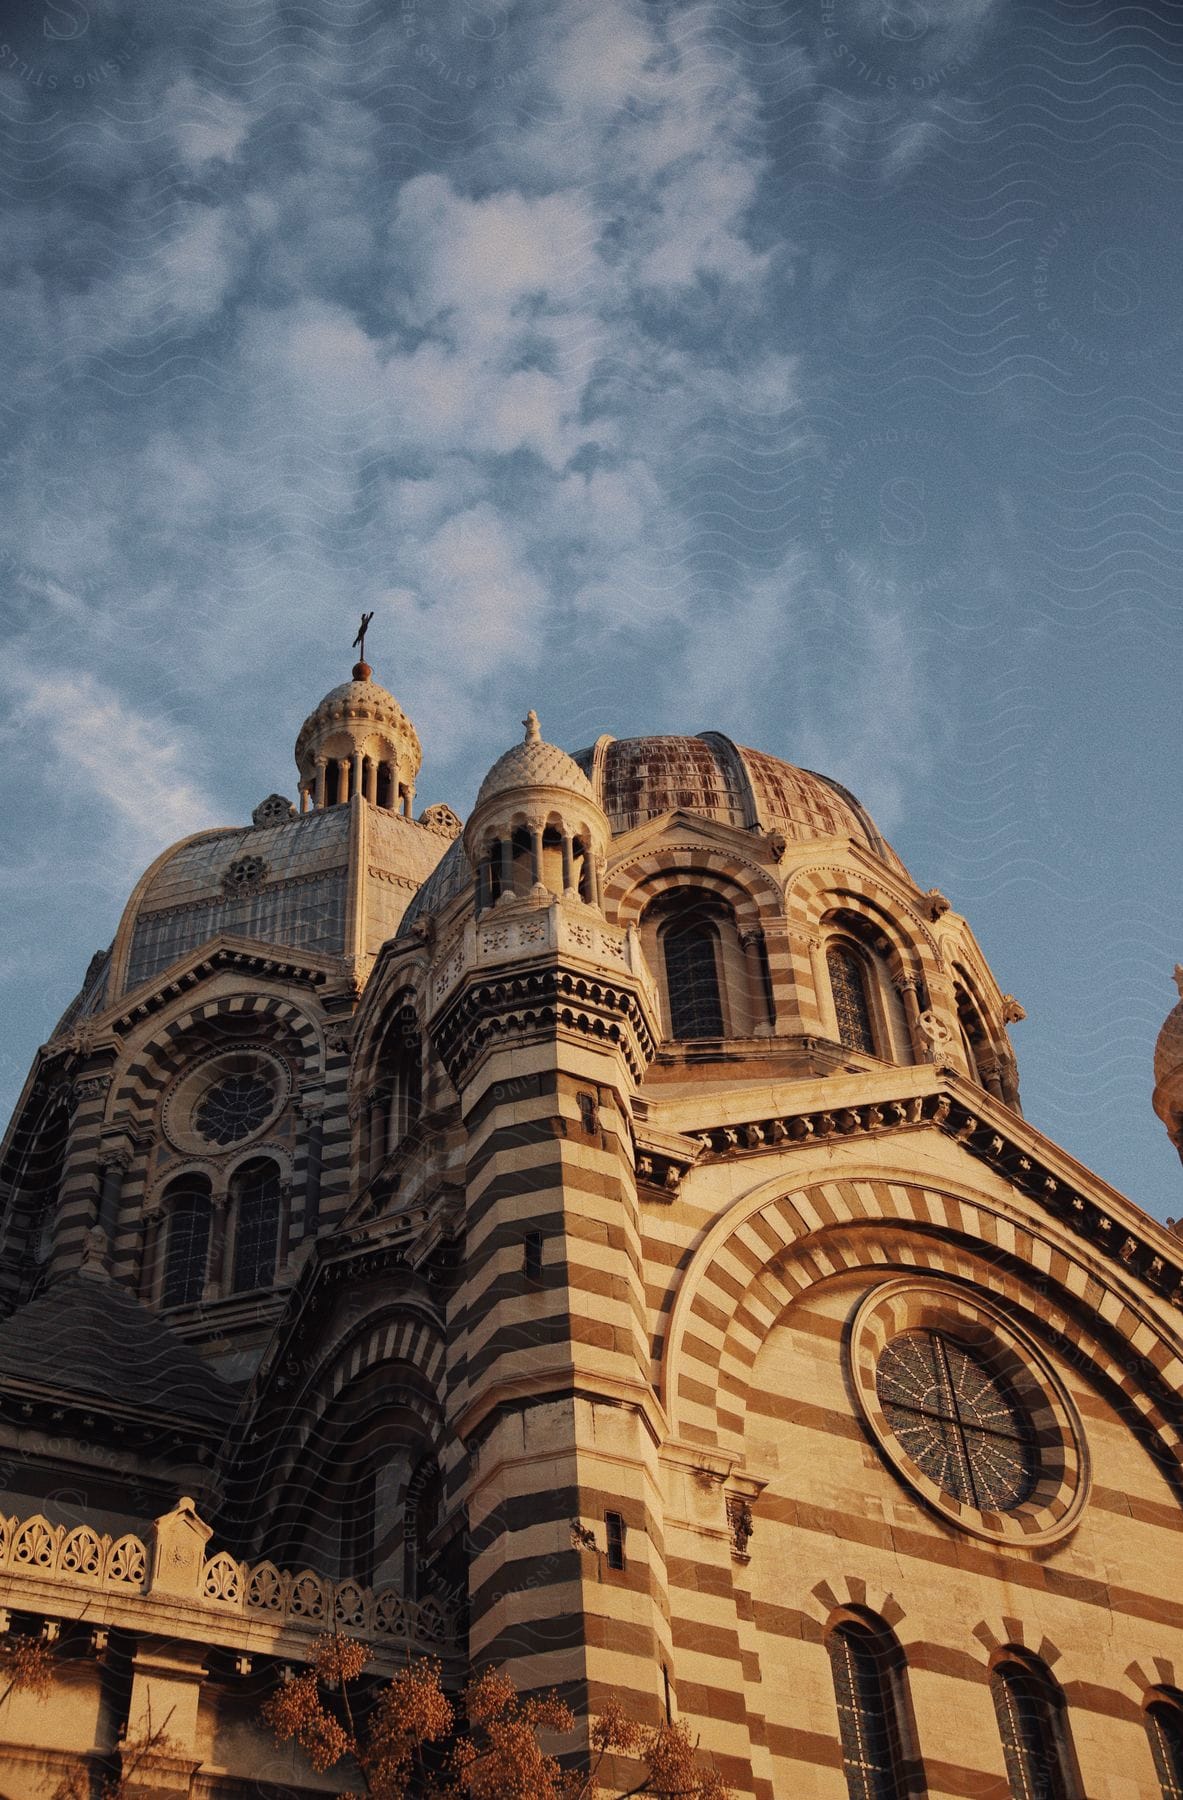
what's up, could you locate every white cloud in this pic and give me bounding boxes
[1,665,212,857]
[166,76,252,169]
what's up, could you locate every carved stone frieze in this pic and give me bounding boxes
[678,1083,1183,1309]
[432,965,656,1089]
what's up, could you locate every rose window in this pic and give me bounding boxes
[194,1072,275,1147]
[875,1330,1037,1512]
[224,855,266,894]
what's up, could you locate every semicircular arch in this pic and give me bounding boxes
[607,855,784,936]
[252,1301,448,1517]
[662,1168,1183,1486]
[112,993,324,1132]
[787,864,943,973]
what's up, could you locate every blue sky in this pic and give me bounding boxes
[1,0,1180,1219]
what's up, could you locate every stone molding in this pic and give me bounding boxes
[427,901,659,1087]
[108,943,334,1037]
[433,964,657,1089]
[366,866,421,889]
[677,1081,1183,1307]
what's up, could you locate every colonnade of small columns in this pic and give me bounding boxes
[474,824,604,911]
[298,752,414,816]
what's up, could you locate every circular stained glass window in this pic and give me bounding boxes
[875,1330,1037,1512]
[194,1072,274,1146]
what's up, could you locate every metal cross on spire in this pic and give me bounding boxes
[352,610,374,663]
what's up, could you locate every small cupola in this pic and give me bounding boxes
[464,710,610,911]
[293,653,421,816]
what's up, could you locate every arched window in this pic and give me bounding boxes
[826,1616,912,1799]
[663,911,725,1040]
[161,1174,212,1309]
[828,943,877,1055]
[1147,1690,1183,1800]
[230,1157,282,1292]
[990,1655,1077,1800]
[385,1004,422,1155]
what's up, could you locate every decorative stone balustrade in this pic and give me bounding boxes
[0,1514,147,1589]
[0,1502,459,1655]
[429,900,655,1016]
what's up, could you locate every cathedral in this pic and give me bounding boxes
[1,646,1182,1799]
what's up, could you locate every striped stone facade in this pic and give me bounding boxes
[0,699,1179,1796]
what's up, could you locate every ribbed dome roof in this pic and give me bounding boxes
[294,662,420,769]
[573,733,904,870]
[474,711,597,811]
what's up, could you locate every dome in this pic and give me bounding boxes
[294,669,419,763]
[293,659,422,815]
[397,835,473,938]
[473,711,597,811]
[1154,968,1183,1088]
[572,732,905,871]
[98,805,450,1005]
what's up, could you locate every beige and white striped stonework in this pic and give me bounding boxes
[0,703,1180,1797]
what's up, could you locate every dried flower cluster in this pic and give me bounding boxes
[0,1634,55,1707]
[261,1634,734,1800]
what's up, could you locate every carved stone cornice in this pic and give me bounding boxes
[432,964,657,1090]
[112,943,332,1034]
[678,1081,1183,1311]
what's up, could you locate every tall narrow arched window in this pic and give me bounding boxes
[663,912,725,1039]
[990,1655,1077,1800]
[1147,1690,1183,1799]
[828,944,876,1055]
[826,1618,911,1799]
[161,1175,212,1309]
[386,1004,423,1155]
[230,1157,282,1292]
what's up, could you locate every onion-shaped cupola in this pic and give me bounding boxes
[1153,965,1183,1167]
[464,710,610,911]
[293,656,421,816]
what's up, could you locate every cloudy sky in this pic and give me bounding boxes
[1,0,1180,1218]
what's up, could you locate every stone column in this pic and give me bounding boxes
[382,759,397,810]
[96,1148,131,1243]
[138,1204,164,1303]
[561,831,575,896]
[337,758,351,805]
[894,975,927,1063]
[528,821,545,888]
[739,927,773,1035]
[365,757,378,804]
[977,1052,1006,1101]
[207,1188,231,1297]
[314,758,327,809]
[352,749,365,802]
[299,784,311,814]
[808,934,839,1039]
[499,836,515,900]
